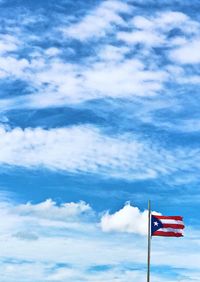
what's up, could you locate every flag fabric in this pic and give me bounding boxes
[151,215,184,237]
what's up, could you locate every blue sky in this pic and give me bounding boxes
[0,0,200,281]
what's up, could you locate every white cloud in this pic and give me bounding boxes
[118,29,164,46]
[118,11,200,48]
[101,203,161,235]
[0,197,199,282]
[0,198,91,233]
[151,118,200,133]
[46,267,148,282]
[15,199,92,221]
[25,56,167,107]
[169,39,200,64]
[1,2,200,281]
[0,35,19,54]
[0,50,167,107]
[0,125,151,179]
[0,199,148,272]
[4,11,193,109]
[101,202,148,235]
[155,11,188,29]
[63,0,131,41]
[82,59,166,98]
[2,10,199,109]
[46,267,80,281]
[0,125,199,181]
[0,57,29,79]
[0,5,199,113]
[97,44,129,62]
[134,11,192,33]
[45,47,60,57]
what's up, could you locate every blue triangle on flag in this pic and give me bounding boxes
[151,215,163,235]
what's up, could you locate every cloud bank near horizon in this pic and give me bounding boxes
[0,196,197,281]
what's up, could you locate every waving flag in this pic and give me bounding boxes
[151,215,184,237]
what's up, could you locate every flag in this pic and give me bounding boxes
[151,215,184,237]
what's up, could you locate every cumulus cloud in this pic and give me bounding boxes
[101,202,148,235]
[0,198,148,277]
[0,198,93,239]
[15,199,92,221]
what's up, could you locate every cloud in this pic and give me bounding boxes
[15,199,92,221]
[0,197,199,282]
[169,39,200,64]
[0,49,167,108]
[0,125,152,179]
[0,197,95,246]
[1,5,188,113]
[62,0,131,41]
[45,47,61,57]
[46,266,148,282]
[148,118,200,133]
[118,11,199,48]
[0,35,19,54]
[97,44,129,62]
[101,202,161,235]
[1,1,200,281]
[1,7,199,111]
[0,57,29,79]
[118,29,164,46]
[0,124,200,182]
[101,202,148,235]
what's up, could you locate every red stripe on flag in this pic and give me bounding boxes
[162,223,185,229]
[153,231,183,237]
[153,215,183,221]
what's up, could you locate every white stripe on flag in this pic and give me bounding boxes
[159,227,184,234]
[160,219,184,225]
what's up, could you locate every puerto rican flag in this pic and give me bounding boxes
[151,215,185,237]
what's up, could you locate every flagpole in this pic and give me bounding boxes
[147,200,151,282]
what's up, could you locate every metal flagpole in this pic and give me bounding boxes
[147,200,151,282]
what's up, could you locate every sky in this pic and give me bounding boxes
[0,0,200,281]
